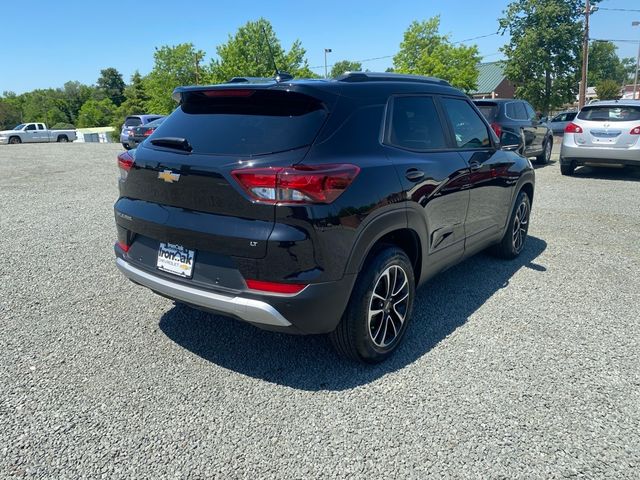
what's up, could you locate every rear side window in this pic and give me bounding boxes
[475,103,498,122]
[124,117,142,127]
[441,98,491,149]
[577,106,640,122]
[153,89,328,155]
[386,96,447,151]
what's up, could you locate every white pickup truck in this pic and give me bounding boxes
[0,123,77,144]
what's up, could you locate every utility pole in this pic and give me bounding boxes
[578,0,591,109]
[633,21,640,100]
[324,48,332,78]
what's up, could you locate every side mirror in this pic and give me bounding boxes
[499,130,524,152]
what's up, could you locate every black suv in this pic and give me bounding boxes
[474,99,554,164]
[114,73,535,363]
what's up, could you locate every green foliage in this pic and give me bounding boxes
[110,71,150,141]
[588,41,632,86]
[595,79,622,100]
[145,43,204,114]
[208,18,316,83]
[0,92,22,130]
[393,17,480,92]
[76,98,117,128]
[499,0,595,114]
[51,122,76,129]
[59,81,94,124]
[330,60,363,78]
[20,89,70,126]
[96,68,126,106]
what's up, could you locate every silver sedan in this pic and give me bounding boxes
[560,100,640,175]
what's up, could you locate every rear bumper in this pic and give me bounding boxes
[561,138,640,166]
[116,257,292,328]
[115,253,357,335]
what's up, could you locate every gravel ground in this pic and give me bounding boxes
[1,142,639,479]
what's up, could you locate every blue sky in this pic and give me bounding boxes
[1,0,638,93]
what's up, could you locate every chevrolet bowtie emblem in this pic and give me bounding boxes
[158,170,180,183]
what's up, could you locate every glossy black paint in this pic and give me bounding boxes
[114,76,534,334]
[474,99,552,157]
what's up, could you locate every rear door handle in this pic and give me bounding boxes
[405,169,425,181]
[469,160,481,171]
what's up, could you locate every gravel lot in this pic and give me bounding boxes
[1,142,639,479]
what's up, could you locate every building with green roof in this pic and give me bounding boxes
[470,61,515,99]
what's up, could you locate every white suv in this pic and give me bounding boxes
[560,100,640,175]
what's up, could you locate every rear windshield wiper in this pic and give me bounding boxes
[150,137,192,152]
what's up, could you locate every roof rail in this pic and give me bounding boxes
[337,72,451,86]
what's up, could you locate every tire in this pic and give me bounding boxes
[9,136,21,145]
[122,143,131,150]
[536,137,552,164]
[330,246,415,363]
[57,135,68,143]
[560,161,575,176]
[491,191,531,259]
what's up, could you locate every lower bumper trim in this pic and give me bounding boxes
[115,258,291,327]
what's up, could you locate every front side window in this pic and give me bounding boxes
[25,124,36,131]
[441,98,491,149]
[386,96,447,151]
[524,103,536,121]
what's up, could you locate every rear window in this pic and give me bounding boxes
[153,89,328,155]
[124,117,142,127]
[578,105,640,122]
[475,103,498,122]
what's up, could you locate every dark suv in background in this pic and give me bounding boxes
[474,99,554,164]
[114,73,535,363]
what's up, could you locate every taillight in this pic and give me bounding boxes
[245,279,306,295]
[116,241,130,252]
[117,151,134,171]
[630,126,640,135]
[490,122,502,138]
[203,89,255,97]
[143,128,154,137]
[231,164,360,204]
[565,122,583,134]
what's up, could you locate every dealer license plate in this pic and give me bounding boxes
[156,243,195,278]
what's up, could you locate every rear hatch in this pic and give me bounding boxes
[473,101,499,123]
[116,85,333,260]
[574,104,640,149]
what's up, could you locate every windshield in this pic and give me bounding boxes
[578,105,640,122]
[152,89,328,156]
[13,124,25,130]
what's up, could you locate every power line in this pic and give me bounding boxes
[597,7,640,13]
[309,32,500,70]
[591,38,640,43]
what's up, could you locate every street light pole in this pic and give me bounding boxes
[324,48,332,78]
[633,21,640,100]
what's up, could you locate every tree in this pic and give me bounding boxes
[588,41,632,86]
[110,71,150,141]
[393,17,480,92]
[145,43,204,114]
[499,0,596,114]
[20,89,69,126]
[0,92,22,130]
[595,79,621,100]
[96,68,126,106]
[76,98,117,127]
[330,60,363,78]
[59,81,94,124]
[208,18,317,83]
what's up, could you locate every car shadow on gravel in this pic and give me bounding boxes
[159,236,547,391]
[571,166,640,182]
